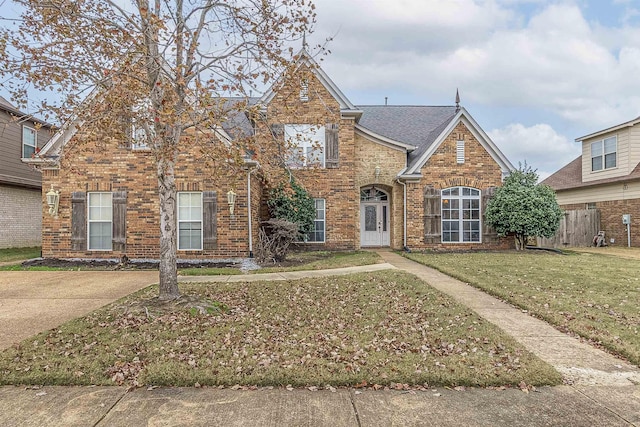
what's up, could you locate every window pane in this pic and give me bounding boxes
[89,222,112,250]
[592,156,603,171]
[605,152,616,169]
[450,188,459,196]
[23,144,35,158]
[591,141,603,156]
[365,205,377,231]
[604,137,616,153]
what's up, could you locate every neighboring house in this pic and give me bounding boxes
[543,116,640,247]
[0,96,51,249]
[25,50,514,260]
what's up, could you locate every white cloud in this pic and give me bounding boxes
[312,1,640,132]
[488,123,579,180]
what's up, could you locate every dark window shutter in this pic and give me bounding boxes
[270,123,284,139]
[325,123,339,168]
[112,191,127,251]
[203,191,218,250]
[423,185,441,244]
[71,192,87,251]
[482,187,499,244]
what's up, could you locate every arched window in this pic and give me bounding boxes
[360,187,388,202]
[441,187,481,243]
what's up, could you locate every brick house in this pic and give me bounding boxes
[26,50,514,260]
[543,116,640,247]
[0,96,52,248]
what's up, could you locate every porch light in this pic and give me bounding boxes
[227,189,237,215]
[46,186,60,217]
[374,165,381,180]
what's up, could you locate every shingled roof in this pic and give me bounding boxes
[352,105,460,170]
[543,156,640,190]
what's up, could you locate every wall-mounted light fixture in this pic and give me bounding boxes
[46,186,60,217]
[227,189,237,215]
[374,165,381,180]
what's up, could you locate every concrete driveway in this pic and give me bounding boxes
[0,271,157,350]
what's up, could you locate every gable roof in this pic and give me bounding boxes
[356,105,456,153]
[577,116,640,142]
[397,107,513,175]
[259,49,362,117]
[542,155,640,191]
[0,96,51,127]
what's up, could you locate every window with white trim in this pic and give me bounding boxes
[131,99,153,150]
[591,136,616,171]
[441,187,481,243]
[456,140,465,164]
[88,192,113,250]
[306,198,325,242]
[285,124,325,168]
[178,192,203,250]
[22,125,37,158]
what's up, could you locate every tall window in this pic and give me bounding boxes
[441,187,481,243]
[22,126,37,158]
[285,124,325,168]
[306,198,325,243]
[131,99,153,150]
[591,136,616,171]
[88,192,112,250]
[178,192,203,250]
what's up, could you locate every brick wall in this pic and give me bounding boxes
[406,121,512,250]
[0,184,42,248]
[259,65,358,251]
[41,143,255,259]
[560,200,640,247]
[354,134,407,248]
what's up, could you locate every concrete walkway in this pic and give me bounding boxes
[0,271,157,350]
[1,255,639,426]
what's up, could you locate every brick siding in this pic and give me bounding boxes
[0,184,42,248]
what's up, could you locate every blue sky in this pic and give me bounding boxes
[2,0,638,179]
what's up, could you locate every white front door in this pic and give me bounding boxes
[360,202,390,247]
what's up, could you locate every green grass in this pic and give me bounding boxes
[404,251,640,365]
[0,247,41,263]
[0,270,560,388]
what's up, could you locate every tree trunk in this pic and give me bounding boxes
[515,233,527,251]
[158,158,180,299]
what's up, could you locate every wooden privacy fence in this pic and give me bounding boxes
[538,209,601,248]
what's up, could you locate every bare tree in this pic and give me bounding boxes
[0,0,315,299]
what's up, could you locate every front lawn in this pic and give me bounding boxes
[0,246,41,263]
[0,270,560,388]
[405,251,640,365]
[179,250,382,276]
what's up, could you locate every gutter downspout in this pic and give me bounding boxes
[397,178,408,250]
[247,164,259,258]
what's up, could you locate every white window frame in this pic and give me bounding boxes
[285,124,325,168]
[131,99,153,150]
[87,192,113,251]
[306,198,325,243]
[177,192,203,251]
[299,79,309,102]
[441,187,481,243]
[591,136,617,172]
[22,125,37,158]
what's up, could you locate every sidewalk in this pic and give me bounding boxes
[1,254,639,426]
